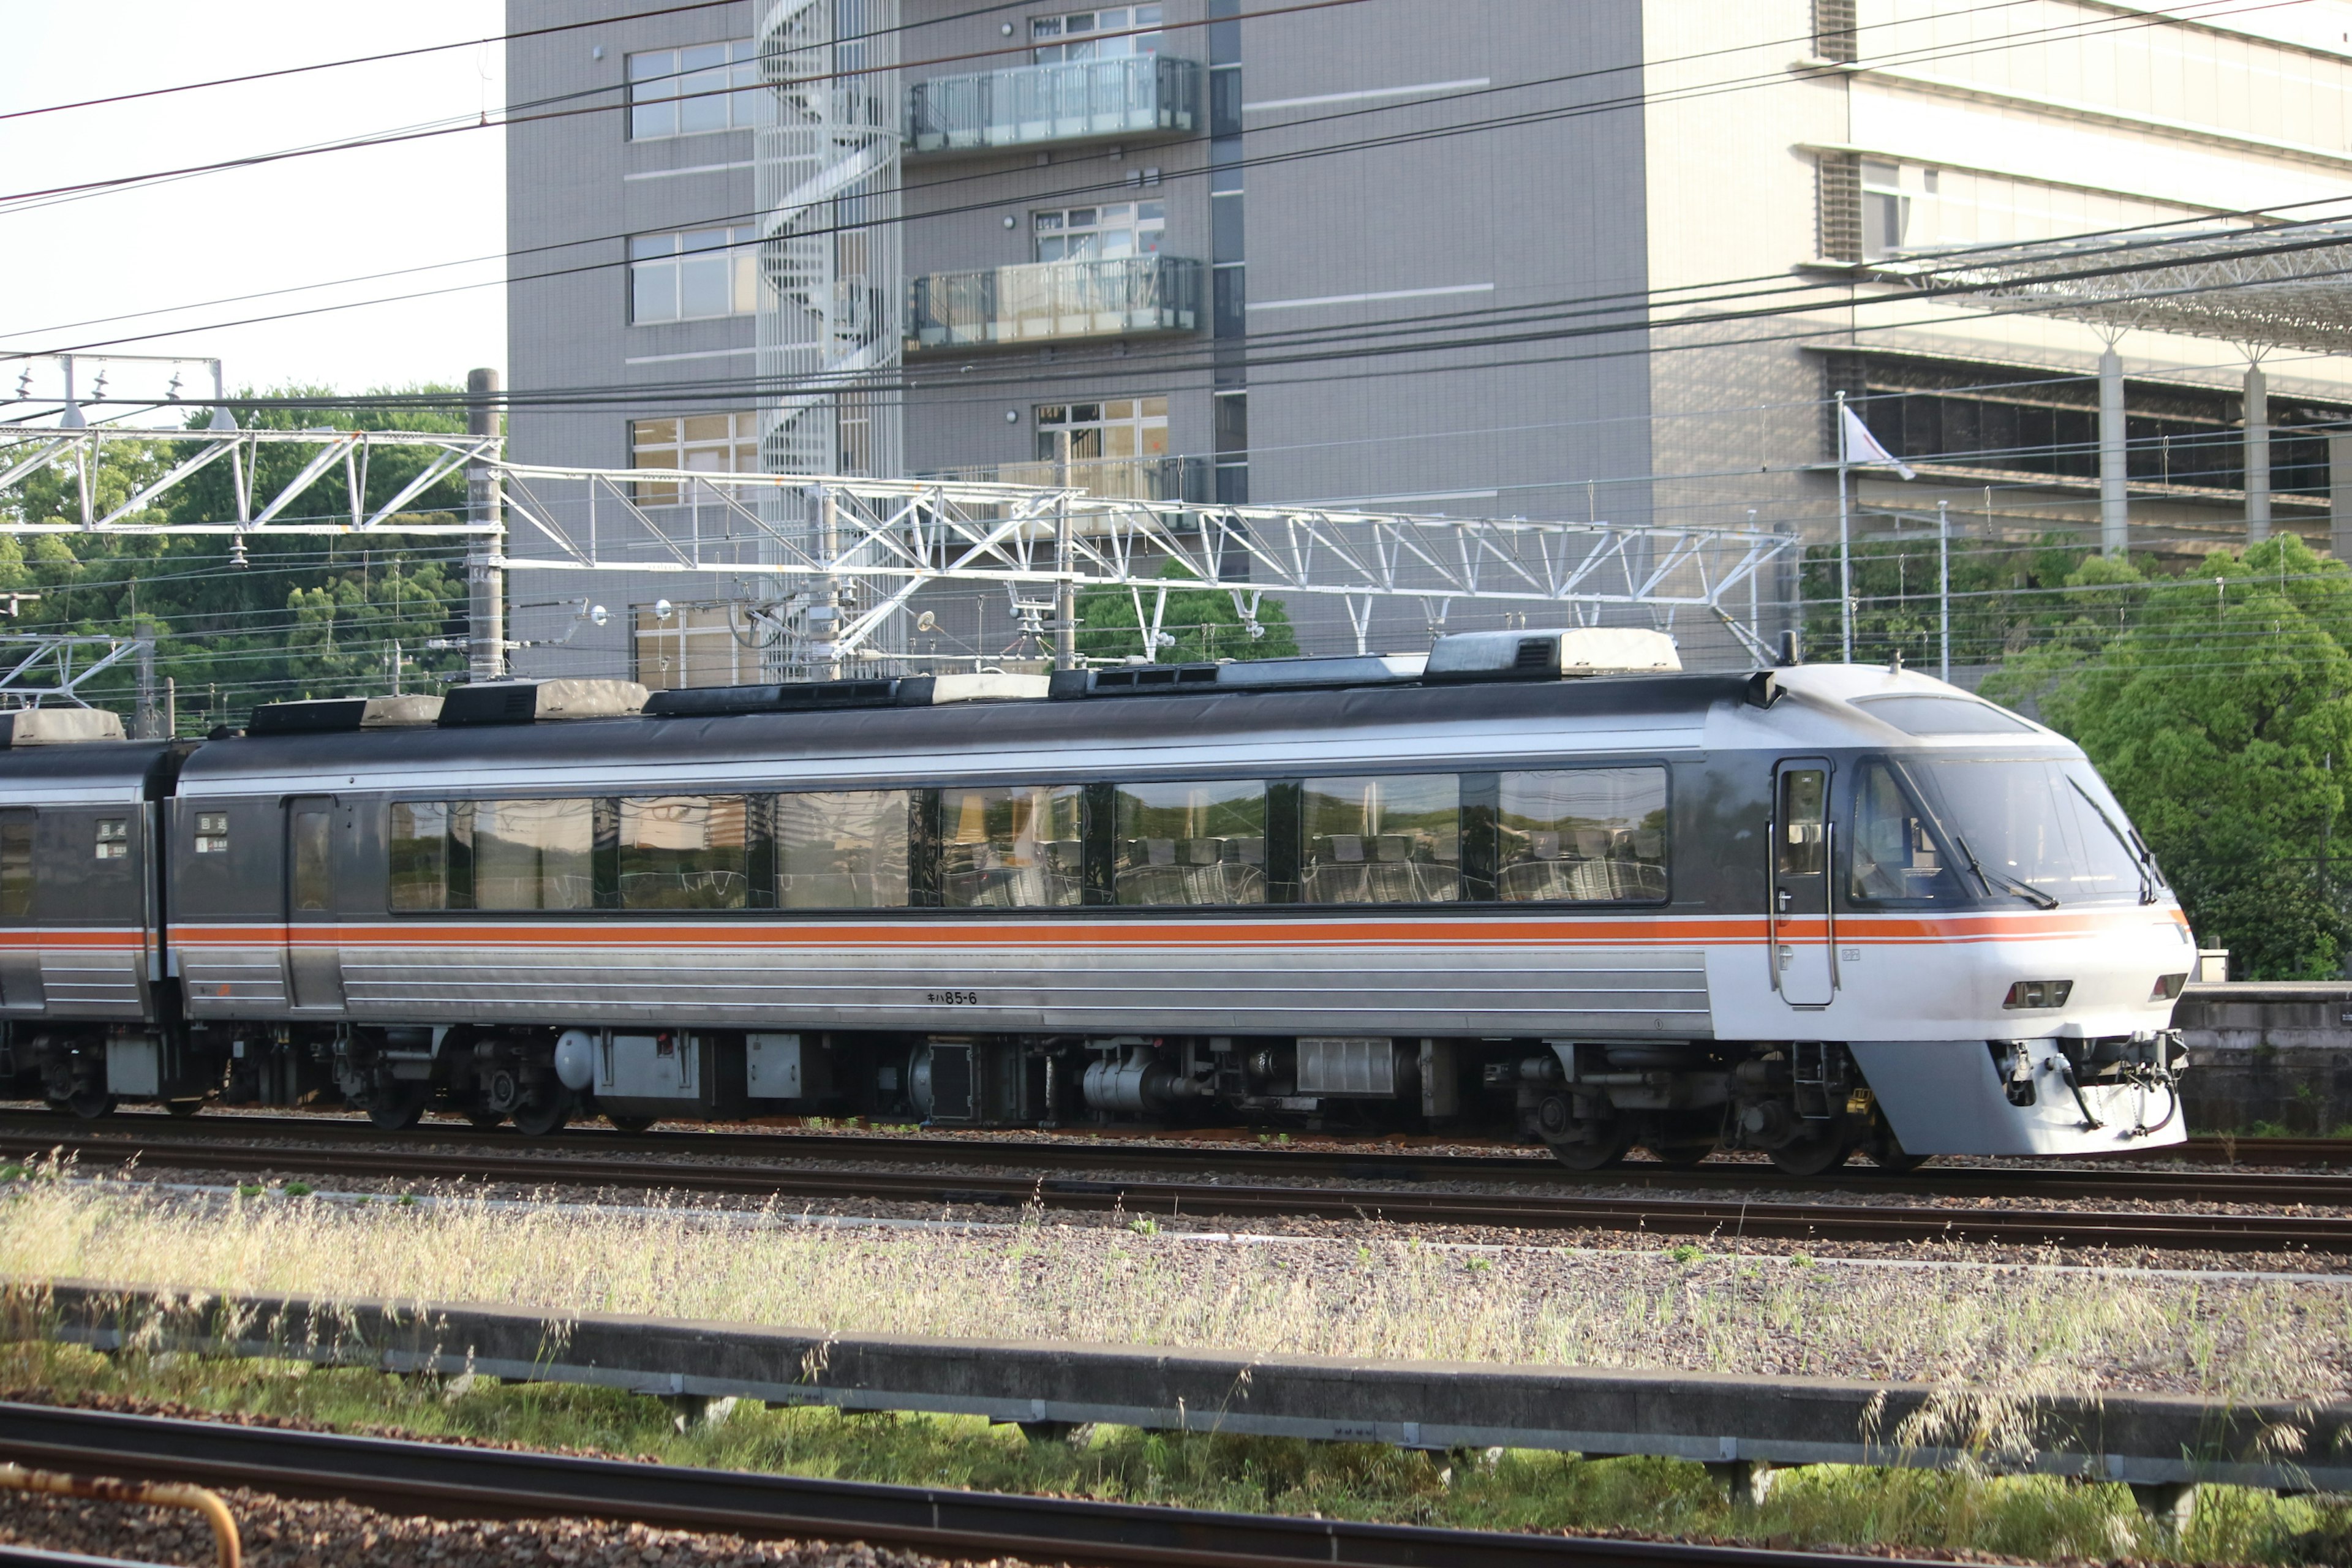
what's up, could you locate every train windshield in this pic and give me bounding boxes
[1914,757,2157,905]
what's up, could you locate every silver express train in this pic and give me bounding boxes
[0,627,2192,1173]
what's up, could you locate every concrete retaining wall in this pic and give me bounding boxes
[2175,983,2352,1135]
[11,1280,2351,1496]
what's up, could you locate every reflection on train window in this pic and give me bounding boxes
[1849,762,1957,903]
[95,819,128,861]
[941,785,1082,907]
[388,803,449,910]
[0,813,31,918]
[1112,780,1267,905]
[291,810,332,911]
[194,813,230,854]
[774,791,910,908]
[1302,775,1460,903]
[1776,769,1826,876]
[620,796,749,909]
[1496,769,1667,902]
[473,799,595,910]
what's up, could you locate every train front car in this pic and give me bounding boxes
[1679,662,2192,1172]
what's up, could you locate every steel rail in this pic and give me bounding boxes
[2,1118,2347,1253]
[2,1107,2347,1207]
[0,1401,1958,1568]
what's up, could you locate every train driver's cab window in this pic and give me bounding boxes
[0,812,31,918]
[1497,768,1667,902]
[473,799,595,910]
[775,791,910,908]
[620,796,750,909]
[194,813,230,854]
[1849,761,1959,903]
[1302,775,1460,903]
[1113,780,1267,905]
[95,819,128,861]
[941,786,1082,907]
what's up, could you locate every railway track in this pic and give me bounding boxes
[0,1400,1981,1568]
[3,1106,2348,1206]
[4,1112,2349,1253]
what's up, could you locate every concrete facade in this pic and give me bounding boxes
[505,0,2352,680]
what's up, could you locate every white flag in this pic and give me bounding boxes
[1840,402,1916,480]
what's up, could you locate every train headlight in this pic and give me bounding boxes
[2150,973,2188,1001]
[2002,979,2073,1009]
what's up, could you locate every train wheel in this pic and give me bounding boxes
[64,1089,116,1120]
[1766,1123,1852,1177]
[511,1097,571,1137]
[1545,1121,1635,1171]
[1866,1117,1930,1174]
[363,1084,429,1133]
[163,1099,203,1119]
[606,1115,656,1134]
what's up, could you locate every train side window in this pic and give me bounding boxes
[0,812,31,918]
[473,799,595,910]
[1776,769,1827,876]
[194,812,230,854]
[619,796,750,909]
[941,786,1082,907]
[1849,761,1959,903]
[1496,767,1667,902]
[1301,774,1460,903]
[1112,780,1267,905]
[388,803,451,910]
[774,791,910,908]
[95,819,129,861]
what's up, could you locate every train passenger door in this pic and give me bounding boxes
[285,796,345,1011]
[1769,760,1836,1008]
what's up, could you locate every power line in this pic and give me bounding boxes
[2,0,2285,358]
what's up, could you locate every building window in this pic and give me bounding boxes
[1860,159,1909,261]
[628,42,773,139]
[631,413,761,503]
[1035,398,1167,463]
[1031,6,1161,62]
[632,601,768,691]
[630,227,760,323]
[1034,201,1164,262]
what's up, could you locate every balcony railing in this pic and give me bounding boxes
[919,454,1210,503]
[908,256,1200,349]
[907,55,1197,154]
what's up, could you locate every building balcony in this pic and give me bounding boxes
[919,454,1210,503]
[908,255,1200,350]
[906,55,1197,155]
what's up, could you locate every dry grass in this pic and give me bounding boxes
[5,1165,2350,1403]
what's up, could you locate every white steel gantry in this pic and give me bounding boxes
[0,425,1799,673]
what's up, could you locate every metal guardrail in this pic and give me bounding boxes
[11,1281,2350,1507]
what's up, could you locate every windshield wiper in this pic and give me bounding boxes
[1955,832,2060,909]
[2068,776,2162,904]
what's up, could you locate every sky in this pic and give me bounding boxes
[0,1,506,420]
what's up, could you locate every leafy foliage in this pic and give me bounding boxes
[1985,535,2352,979]
[0,386,475,731]
[1075,560,1300,664]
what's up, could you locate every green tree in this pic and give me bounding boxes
[0,386,474,728]
[1998,535,2352,979]
[1074,561,1300,663]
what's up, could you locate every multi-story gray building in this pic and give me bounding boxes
[507,0,2352,681]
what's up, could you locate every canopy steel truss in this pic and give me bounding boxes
[0,425,1795,672]
[1881,224,2352,353]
